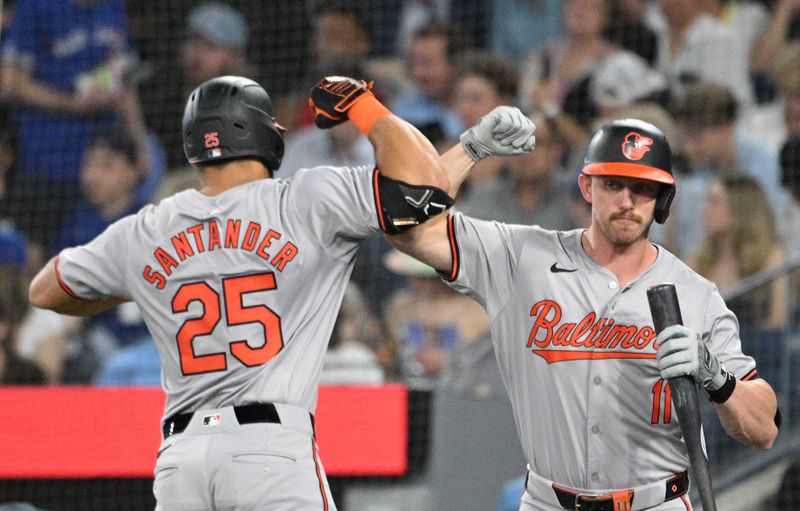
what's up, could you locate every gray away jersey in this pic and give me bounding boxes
[443,213,757,490]
[57,165,382,421]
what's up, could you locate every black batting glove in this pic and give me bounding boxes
[308,76,375,129]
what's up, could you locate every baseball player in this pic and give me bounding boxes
[393,118,780,510]
[27,74,469,510]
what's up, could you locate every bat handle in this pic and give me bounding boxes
[647,284,718,511]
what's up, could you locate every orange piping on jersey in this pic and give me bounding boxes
[444,213,459,282]
[311,439,330,511]
[54,256,85,300]
[679,494,691,509]
[532,349,655,363]
[742,369,758,381]
[372,169,388,233]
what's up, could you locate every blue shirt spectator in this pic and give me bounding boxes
[0,221,28,268]
[0,0,148,249]
[93,336,161,386]
[1,0,133,184]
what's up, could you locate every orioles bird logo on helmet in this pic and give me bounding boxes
[621,132,653,161]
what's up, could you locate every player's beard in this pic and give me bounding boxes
[598,210,652,248]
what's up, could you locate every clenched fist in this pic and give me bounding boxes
[459,106,536,162]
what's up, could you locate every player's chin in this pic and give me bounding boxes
[609,224,649,246]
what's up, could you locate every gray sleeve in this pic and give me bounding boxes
[56,215,136,300]
[286,165,381,247]
[442,213,531,319]
[701,287,757,380]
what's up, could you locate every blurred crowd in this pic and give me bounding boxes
[0,0,798,406]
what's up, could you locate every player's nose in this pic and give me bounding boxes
[618,187,635,208]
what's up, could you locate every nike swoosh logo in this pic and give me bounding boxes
[550,263,577,273]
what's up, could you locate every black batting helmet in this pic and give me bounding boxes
[582,118,675,224]
[182,76,285,172]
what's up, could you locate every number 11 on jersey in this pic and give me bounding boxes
[651,379,673,424]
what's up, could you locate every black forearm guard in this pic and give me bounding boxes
[377,173,454,234]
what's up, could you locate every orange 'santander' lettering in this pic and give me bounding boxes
[527,299,657,362]
[142,219,299,289]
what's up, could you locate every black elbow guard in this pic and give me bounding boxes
[376,173,454,234]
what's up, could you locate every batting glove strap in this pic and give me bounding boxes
[309,76,389,133]
[706,370,736,403]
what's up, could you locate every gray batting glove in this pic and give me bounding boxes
[459,106,536,162]
[656,325,728,391]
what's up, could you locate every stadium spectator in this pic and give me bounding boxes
[272,2,377,133]
[520,0,612,148]
[778,135,800,256]
[670,84,785,257]
[51,131,147,255]
[588,50,668,120]
[688,174,789,330]
[699,0,772,104]
[49,130,151,382]
[752,0,800,74]
[0,0,149,252]
[602,0,659,66]
[392,22,465,142]
[452,51,520,186]
[774,44,800,141]
[319,283,385,385]
[139,1,253,171]
[457,114,578,230]
[92,334,161,386]
[648,0,754,107]
[0,260,44,385]
[382,249,490,383]
[491,0,565,62]
[369,0,488,57]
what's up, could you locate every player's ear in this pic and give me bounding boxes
[578,174,592,204]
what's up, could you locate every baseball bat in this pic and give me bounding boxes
[647,283,718,511]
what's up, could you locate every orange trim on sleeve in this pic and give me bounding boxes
[54,256,86,301]
[741,369,758,381]
[443,214,460,282]
[372,168,388,233]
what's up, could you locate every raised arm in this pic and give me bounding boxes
[309,76,447,190]
[390,106,537,272]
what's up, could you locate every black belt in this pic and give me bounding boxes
[162,403,282,439]
[552,471,689,511]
